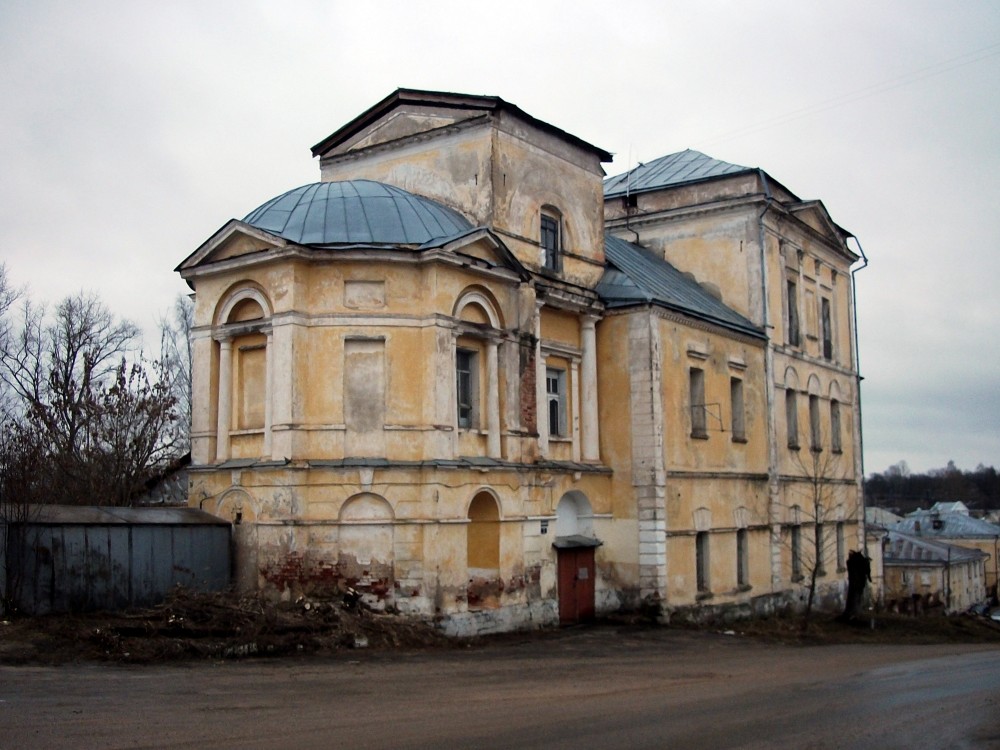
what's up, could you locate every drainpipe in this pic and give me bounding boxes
[756,170,781,590]
[848,237,869,561]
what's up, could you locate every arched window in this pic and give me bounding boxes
[213,286,273,462]
[467,491,501,573]
[452,289,504,458]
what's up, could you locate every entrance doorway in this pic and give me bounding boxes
[552,491,601,625]
[556,545,596,624]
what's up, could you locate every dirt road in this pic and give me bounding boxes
[2,626,998,749]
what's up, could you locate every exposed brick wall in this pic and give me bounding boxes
[519,334,537,433]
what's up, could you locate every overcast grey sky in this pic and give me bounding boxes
[1,1,998,475]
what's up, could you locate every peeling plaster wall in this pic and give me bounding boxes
[193,464,623,625]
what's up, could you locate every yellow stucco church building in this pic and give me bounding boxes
[177,90,865,634]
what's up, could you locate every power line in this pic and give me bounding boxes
[701,42,1000,147]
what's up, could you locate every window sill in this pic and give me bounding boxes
[788,444,801,451]
[736,584,753,593]
[791,574,804,583]
[732,436,748,444]
[695,591,713,601]
[691,432,709,441]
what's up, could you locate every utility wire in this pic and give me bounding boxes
[700,42,1000,147]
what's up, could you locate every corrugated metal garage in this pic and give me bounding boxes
[2,505,231,615]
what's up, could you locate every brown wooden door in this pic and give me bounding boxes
[557,547,596,624]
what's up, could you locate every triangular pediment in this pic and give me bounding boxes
[311,89,612,162]
[176,220,287,274]
[788,201,855,256]
[348,110,478,153]
[422,227,530,282]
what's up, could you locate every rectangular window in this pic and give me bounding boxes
[785,389,799,449]
[836,522,845,571]
[821,297,833,360]
[787,280,800,347]
[815,523,826,576]
[541,214,560,272]
[696,532,710,593]
[791,526,802,580]
[690,368,707,438]
[456,348,478,429]
[809,395,822,451]
[830,400,842,453]
[730,377,746,442]
[546,367,567,437]
[736,529,749,587]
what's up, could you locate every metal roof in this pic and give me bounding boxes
[865,506,903,529]
[598,234,764,339]
[883,530,988,565]
[243,180,473,246]
[604,149,752,198]
[14,505,230,526]
[893,512,1000,539]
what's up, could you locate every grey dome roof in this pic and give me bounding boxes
[243,180,473,245]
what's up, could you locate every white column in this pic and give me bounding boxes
[215,337,233,463]
[581,315,600,461]
[535,302,548,457]
[269,322,293,459]
[487,338,501,459]
[570,359,581,462]
[264,328,274,460]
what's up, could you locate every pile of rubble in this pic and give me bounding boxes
[0,588,449,664]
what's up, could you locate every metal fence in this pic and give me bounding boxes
[2,506,231,615]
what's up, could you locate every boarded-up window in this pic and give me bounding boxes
[786,389,799,449]
[821,297,833,360]
[690,368,707,439]
[696,532,710,592]
[344,339,385,457]
[809,395,822,451]
[467,492,500,572]
[730,377,745,442]
[791,526,802,580]
[787,280,800,347]
[830,400,842,453]
[736,528,749,587]
[236,335,266,429]
[339,494,394,568]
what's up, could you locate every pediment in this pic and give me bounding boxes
[426,228,530,282]
[788,201,852,251]
[176,220,287,273]
[348,111,471,152]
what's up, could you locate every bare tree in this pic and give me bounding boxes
[158,293,193,454]
[0,289,179,506]
[0,417,46,613]
[782,446,858,626]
